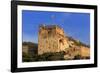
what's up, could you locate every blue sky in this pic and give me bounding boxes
[22,10,90,45]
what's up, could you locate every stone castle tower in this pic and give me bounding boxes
[38,25,69,55]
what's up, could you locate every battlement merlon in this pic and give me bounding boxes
[39,24,65,36]
[39,24,63,29]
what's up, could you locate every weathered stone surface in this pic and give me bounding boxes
[22,45,29,54]
[38,25,69,55]
[80,46,90,58]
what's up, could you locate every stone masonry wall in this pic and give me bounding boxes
[38,25,69,55]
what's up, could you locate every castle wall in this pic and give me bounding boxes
[22,45,29,54]
[80,46,90,58]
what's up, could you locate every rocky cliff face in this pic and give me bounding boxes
[63,37,90,60]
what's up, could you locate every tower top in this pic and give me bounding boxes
[39,24,62,30]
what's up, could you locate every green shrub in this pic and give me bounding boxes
[23,51,65,62]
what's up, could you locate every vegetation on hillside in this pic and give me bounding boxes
[22,51,65,62]
[22,51,89,62]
